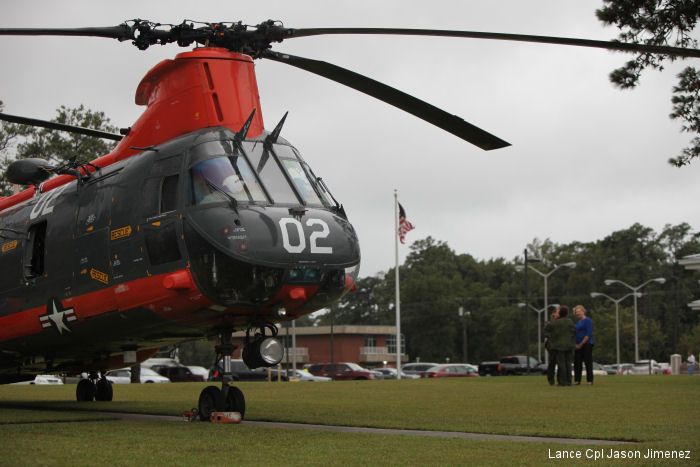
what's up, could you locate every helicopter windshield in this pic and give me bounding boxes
[272,144,333,207]
[190,155,267,205]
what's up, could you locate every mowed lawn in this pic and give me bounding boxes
[0,375,698,465]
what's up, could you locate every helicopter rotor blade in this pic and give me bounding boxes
[0,113,123,141]
[262,50,510,151]
[287,28,700,58]
[0,25,135,41]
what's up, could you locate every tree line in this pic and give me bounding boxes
[314,223,700,365]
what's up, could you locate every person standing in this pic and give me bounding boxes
[543,308,559,385]
[688,352,696,375]
[574,305,594,385]
[548,306,576,386]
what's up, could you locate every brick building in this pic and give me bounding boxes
[679,254,700,310]
[230,325,406,368]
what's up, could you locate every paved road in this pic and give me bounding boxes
[97,412,630,446]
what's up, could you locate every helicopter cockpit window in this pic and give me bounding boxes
[241,141,298,204]
[190,155,267,205]
[272,144,332,207]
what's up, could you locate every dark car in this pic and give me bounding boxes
[478,356,547,376]
[152,365,205,382]
[420,364,479,378]
[307,362,378,380]
[208,359,288,382]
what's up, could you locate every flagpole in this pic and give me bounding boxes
[394,189,401,379]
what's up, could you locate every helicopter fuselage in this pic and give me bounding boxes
[0,127,360,379]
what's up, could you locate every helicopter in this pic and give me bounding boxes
[0,20,697,421]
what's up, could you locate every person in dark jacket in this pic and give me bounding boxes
[546,305,576,386]
[543,308,559,385]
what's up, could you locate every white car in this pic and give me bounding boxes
[374,368,420,380]
[287,369,331,381]
[105,367,170,384]
[631,360,665,375]
[11,374,64,385]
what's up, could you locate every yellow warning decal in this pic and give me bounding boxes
[111,225,132,241]
[90,268,109,284]
[1,240,18,253]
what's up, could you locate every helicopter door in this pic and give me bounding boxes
[138,154,184,276]
[74,169,120,294]
[23,220,47,280]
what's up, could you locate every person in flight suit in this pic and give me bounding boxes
[543,307,559,385]
[548,305,576,386]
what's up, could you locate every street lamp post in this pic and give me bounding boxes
[516,261,576,365]
[458,307,471,363]
[518,303,560,362]
[603,277,665,363]
[590,291,640,372]
[522,250,542,374]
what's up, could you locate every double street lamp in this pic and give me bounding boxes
[590,291,641,373]
[518,303,560,362]
[603,277,665,363]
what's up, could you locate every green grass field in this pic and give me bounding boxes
[1,376,698,466]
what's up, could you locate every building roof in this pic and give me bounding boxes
[289,325,398,336]
[679,254,700,270]
[232,324,397,337]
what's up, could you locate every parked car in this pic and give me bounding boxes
[187,365,210,380]
[249,367,290,381]
[374,368,420,380]
[285,369,331,382]
[401,362,439,376]
[615,363,634,375]
[307,362,378,380]
[152,365,205,382]
[591,362,609,376]
[478,356,547,376]
[658,362,672,375]
[105,367,170,384]
[140,357,180,369]
[11,374,64,385]
[421,364,479,378]
[631,360,665,375]
[208,359,288,382]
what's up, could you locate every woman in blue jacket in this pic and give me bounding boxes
[574,305,594,385]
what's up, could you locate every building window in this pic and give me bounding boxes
[364,335,377,348]
[387,335,405,354]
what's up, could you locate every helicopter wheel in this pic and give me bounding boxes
[95,378,113,401]
[76,378,96,402]
[224,385,246,419]
[198,386,224,421]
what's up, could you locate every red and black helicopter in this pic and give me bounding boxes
[0,20,697,420]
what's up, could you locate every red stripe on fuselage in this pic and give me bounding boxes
[0,269,211,343]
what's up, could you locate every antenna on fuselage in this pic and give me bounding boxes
[265,112,288,146]
[234,108,257,143]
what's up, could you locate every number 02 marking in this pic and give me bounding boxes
[279,218,333,254]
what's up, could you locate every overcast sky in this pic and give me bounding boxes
[2,1,699,278]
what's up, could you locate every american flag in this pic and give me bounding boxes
[398,203,415,244]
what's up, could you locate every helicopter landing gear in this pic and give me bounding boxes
[76,371,113,402]
[76,378,95,402]
[197,326,281,421]
[199,328,242,421]
[197,385,224,420]
[95,377,113,401]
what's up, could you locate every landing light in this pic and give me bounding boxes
[242,336,284,368]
